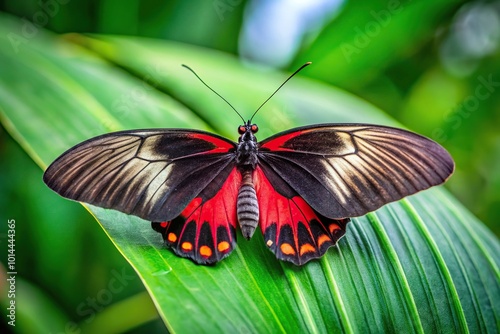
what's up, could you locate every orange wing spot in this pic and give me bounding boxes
[181,242,193,252]
[280,243,296,255]
[160,221,168,228]
[217,241,230,253]
[329,223,341,234]
[199,245,212,258]
[266,240,274,247]
[317,234,332,247]
[299,243,316,256]
[167,233,177,243]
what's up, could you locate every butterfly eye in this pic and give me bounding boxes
[251,124,259,133]
[238,126,246,134]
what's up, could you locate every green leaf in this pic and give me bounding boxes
[1,13,498,333]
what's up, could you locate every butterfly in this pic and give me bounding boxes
[43,63,455,265]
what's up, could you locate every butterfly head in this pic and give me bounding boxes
[237,121,258,143]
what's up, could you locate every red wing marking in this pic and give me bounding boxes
[188,133,236,154]
[152,168,241,264]
[254,166,349,265]
[259,130,307,151]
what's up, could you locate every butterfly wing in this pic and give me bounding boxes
[258,124,455,219]
[43,129,237,222]
[152,165,241,264]
[254,165,349,265]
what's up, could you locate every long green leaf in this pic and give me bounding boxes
[0,13,498,333]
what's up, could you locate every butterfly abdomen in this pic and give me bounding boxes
[237,169,259,239]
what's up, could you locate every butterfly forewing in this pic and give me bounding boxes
[43,129,237,222]
[258,124,455,219]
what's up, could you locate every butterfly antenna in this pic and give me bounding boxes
[249,62,312,122]
[182,64,245,123]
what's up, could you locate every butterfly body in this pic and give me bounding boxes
[235,121,262,239]
[236,168,259,239]
[44,122,454,266]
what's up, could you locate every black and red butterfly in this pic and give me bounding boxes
[43,63,454,265]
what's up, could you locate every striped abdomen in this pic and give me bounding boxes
[237,169,259,239]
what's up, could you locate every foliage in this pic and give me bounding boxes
[0,1,499,333]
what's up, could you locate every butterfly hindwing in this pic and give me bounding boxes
[258,124,455,219]
[43,129,237,222]
[254,165,349,265]
[152,165,241,264]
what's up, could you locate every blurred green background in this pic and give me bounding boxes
[0,0,499,333]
